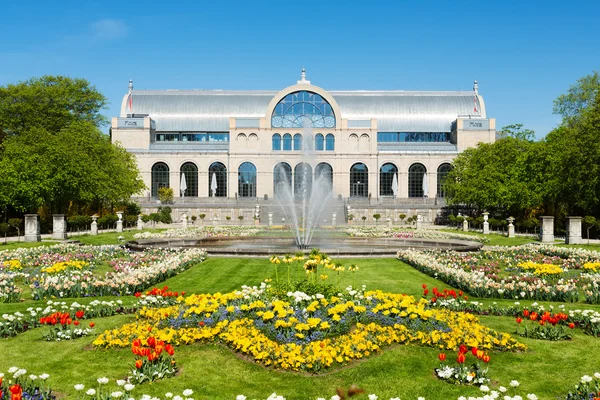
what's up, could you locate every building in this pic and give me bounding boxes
[111,70,495,222]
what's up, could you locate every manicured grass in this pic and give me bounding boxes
[3,256,600,399]
[0,240,58,250]
[439,228,537,246]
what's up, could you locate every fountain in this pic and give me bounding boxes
[273,119,333,249]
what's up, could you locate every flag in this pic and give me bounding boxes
[127,93,133,113]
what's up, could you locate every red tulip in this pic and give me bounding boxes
[165,344,175,356]
[75,310,84,319]
[569,322,575,329]
[147,337,156,347]
[516,317,522,324]
[523,309,530,317]
[476,350,484,359]
[438,353,446,362]
[199,321,205,327]
[10,384,23,400]
[482,354,491,363]
[74,320,80,326]
[89,322,95,328]
[132,339,141,348]
[457,353,466,364]
[471,347,478,356]
[135,359,143,369]
[459,344,467,354]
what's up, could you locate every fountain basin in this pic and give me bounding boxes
[126,236,483,257]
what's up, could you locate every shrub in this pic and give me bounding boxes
[158,206,172,224]
[158,187,174,204]
[141,214,152,223]
[98,214,118,229]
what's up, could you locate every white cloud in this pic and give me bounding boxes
[90,19,128,41]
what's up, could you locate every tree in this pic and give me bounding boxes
[497,124,536,141]
[582,216,598,242]
[553,71,600,122]
[0,76,107,138]
[8,218,22,240]
[373,213,381,225]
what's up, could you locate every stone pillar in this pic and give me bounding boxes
[24,214,41,242]
[91,215,98,235]
[416,214,423,230]
[181,213,188,229]
[116,212,123,233]
[137,215,144,230]
[268,212,273,227]
[332,213,337,228]
[462,219,469,232]
[255,205,260,220]
[52,214,67,240]
[540,216,554,243]
[483,212,490,235]
[387,218,392,228]
[507,217,515,238]
[566,216,583,244]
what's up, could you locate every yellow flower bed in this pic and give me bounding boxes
[41,260,89,274]
[1,259,22,271]
[94,289,525,372]
[583,262,600,273]
[518,261,563,276]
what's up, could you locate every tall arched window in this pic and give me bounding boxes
[408,163,427,198]
[283,134,292,151]
[379,163,398,197]
[315,162,333,192]
[151,162,170,197]
[437,163,452,198]
[350,163,368,197]
[293,134,303,151]
[180,162,198,197]
[272,134,281,151]
[238,162,257,197]
[273,162,292,199]
[271,91,336,128]
[294,163,312,200]
[325,134,335,151]
[209,162,227,197]
[315,134,324,151]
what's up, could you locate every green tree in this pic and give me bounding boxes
[553,71,600,122]
[497,124,536,141]
[0,76,107,137]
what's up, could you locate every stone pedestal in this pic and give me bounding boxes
[566,216,583,244]
[116,212,123,232]
[24,214,41,242]
[462,219,469,232]
[52,214,67,240]
[91,215,98,235]
[137,215,144,230]
[483,212,489,234]
[416,215,423,230]
[213,217,217,226]
[268,213,273,227]
[181,213,188,229]
[507,217,515,238]
[332,213,337,228]
[387,218,392,228]
[540,216,554,243]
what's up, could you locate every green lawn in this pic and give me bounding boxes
[439,228,538,246]
[2,255,600,399]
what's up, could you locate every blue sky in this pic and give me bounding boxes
[1,0,599,137]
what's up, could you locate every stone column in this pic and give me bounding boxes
[116,212,123,233]
[416,214,423,230]
[507,217,515,238]
[91,215,98,235]
[540,216,554,243]
[137,215,144,230]
[566,216,582,244]
[181,213,188,229]
[483,212,490,234]
[52,214,67,240]
[462,219,469,232]
[268,212,273,227]
[24,214,41,242]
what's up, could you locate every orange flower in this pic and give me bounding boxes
[516,317,522,324]
[569,322,575,329]
[135,359,143,369]
[476,350,484,359]
[458,345,467,354]
[89,322,95,328]
[471,347,478,356]
[438,353,446,362]
[457,353,466,364]
[482,354,491,363]
[165,344,175,356]
[75,310,84,319]
[10,384,22,400]
[523,309,530,317]
[147,337,156,347]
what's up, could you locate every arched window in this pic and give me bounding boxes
[272,134,281,151]
[273,162,292,199]
[437,163,452,198]
[294,163,312,200]
[379,163,398,197]
[271,91,336,128]
[283,134,292,151]
[408,163,427,198]
[325,134,335,151]
[315,134,324,151]
[315,162,333,192]
[180,162,198,197]
[151,162,169,197]
[209,162,227,197]
[350,163,368,197]
[238,162,256,197]
[293,134,303,151]
[349,134,358,151]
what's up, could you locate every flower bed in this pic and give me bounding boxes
[0,245,206,302]
[134,225,262,239]
[347,227,490,243]
[398,245,600,303]
[94,284,525,373]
